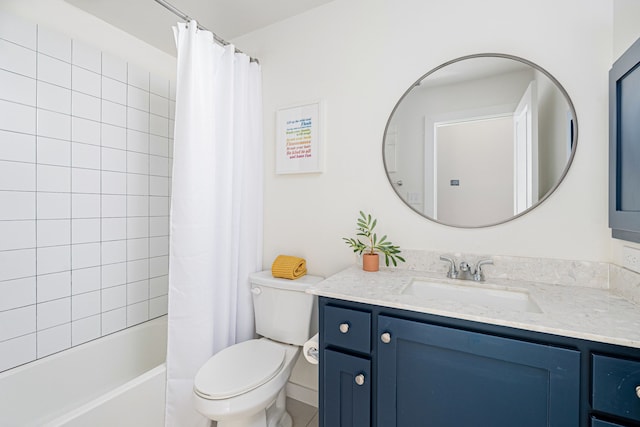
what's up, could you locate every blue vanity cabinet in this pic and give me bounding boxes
[376,315,580,427]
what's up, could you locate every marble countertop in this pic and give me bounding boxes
[307,266,640,349]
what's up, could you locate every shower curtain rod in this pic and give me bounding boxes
[154,0,259,63]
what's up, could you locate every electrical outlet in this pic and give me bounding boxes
[623,246,640,273]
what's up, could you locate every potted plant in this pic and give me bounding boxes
[342,211,405,272]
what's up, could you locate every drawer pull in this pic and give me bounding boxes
[339,323,350,333]
[636,385,640,399]
[380,332,391,344]
[355,374,365,386]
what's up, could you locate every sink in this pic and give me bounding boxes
[402,279,542,313]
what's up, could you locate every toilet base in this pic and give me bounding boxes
[216,389,291,427]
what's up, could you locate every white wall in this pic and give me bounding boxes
[235,0,613,277]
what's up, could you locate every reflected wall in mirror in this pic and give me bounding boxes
[384,54,577,228]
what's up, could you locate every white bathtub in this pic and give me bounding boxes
[0,316,167,427]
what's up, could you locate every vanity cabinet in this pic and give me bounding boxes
[318,297,640,427]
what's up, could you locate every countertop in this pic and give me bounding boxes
[307,266,640,349]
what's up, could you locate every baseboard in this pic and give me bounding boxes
[285,381,318,408]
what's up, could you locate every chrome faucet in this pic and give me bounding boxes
[440,256,493,282]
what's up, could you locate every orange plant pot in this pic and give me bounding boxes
[362,253,379,272]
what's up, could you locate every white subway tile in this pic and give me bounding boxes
[149,155,169,177]
[0,160,34,192]
[127,173,149,196]
[37,164,70,192]
[169,100,175,120]
[71,266,100,295]
[71,314,100,346]
[37,53,71,88]
[71,242,100,269]
[149,176,170,197]
[37,323,71,357]
[102,217,126,241]
[37,297,70,330]
[149,114,168,137]
[127,107,149,133]
[127,259,149,283]
[71,40,100,73]
[127,238,149,261]
[72,66,100,97]
[37,26,71,62]
[37,109,71,140]
[127,301,148,327]
[149,275,168,298]
[102,53,126,83]
[128,65,149,91]
[168,138,174,159]
[127,279,148,304]
[37,136,70,166]
[127,85,149,112]
[101,147,126,172]
[149,135,169,157]
[102,307,125,335]
[0,69,36,105]
[149,74,169,98]
[0,305,36,341]
[127,129,149,153]
[36,245,70,275]
[71,116,100,145]
[101,240,126,265]
[0,130,35,163]
[0,12,36,49]
[149,196,169,217]
[0,334,36,372]
[37,219,71,247]
[169,80,176,101]
[101,262,126,288]
[0,277,36,311]
[36,192,70,219]
[101,170,126,195]
[37,80,70,114]
[149,236,169,258]
[71,290,100,320]
[149,216,168,238]
[71,193,100,218]
[149,295,168,318]
[149,256,169,278]
[127,217,149,239]
[127,151,148,174]
[101,76,126,105]
[0,220,35,251]
[71,91,100,121]
[101,194,126,217]
[102,99,126,127]
[0,99,36,134]
[101,123,126,150]
[71,142,100,170]
[102,285,126,311]
[71,218,100,244]
[0,39,36,78]
[0,191,35,220]
[71,168,100,194]
[127,195,149,217]
[37,271,71,303]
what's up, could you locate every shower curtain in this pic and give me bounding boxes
[165,21,263,427]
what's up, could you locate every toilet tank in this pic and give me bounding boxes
[249,271,324,346]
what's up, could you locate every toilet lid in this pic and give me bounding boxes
[194,339,286,400]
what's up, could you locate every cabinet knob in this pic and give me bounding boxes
[339,323,349,333]
[354,374,365,386]
[636,385,640,399]
[380,332,391,344]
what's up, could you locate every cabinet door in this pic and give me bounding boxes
[377,315,580,427]
[323,349,370,427]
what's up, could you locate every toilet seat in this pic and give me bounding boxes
[194,339,286,400]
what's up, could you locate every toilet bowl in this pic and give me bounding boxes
[192,271,324,427]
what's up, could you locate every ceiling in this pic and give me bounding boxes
[64,0,335,56]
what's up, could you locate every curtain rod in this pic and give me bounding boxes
[154,0,259,63]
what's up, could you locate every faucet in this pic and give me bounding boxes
[440,256,493,282]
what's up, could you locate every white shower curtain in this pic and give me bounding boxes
[165,21,264,427]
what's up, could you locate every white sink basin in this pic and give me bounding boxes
[402,279,542,313]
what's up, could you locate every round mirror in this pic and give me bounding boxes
[383,54,577,228]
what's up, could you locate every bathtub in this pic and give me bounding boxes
[0,316,167,427]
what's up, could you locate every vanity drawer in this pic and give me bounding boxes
[592,354,640,422]
[323,305,371,354]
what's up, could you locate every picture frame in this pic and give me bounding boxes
[275,101,324,174]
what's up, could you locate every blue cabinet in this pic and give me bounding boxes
[323,350,371,427]
[377,315,580,427]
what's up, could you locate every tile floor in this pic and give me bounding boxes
[211,398,318,427]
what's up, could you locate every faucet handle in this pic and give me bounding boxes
[473,259,493,281]
[439,255,458,279]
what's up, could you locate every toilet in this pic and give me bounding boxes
[193,270,323,427]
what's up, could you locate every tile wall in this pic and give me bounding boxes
[0,12,174,372]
